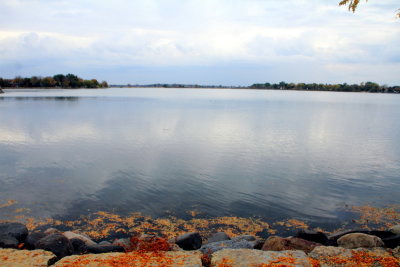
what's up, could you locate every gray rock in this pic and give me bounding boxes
[25,232,47,250]
[0,222,28,243]
[98,241,112,246]
[232,235,256,242]
[176,232,202,251]
[382,235,400,249]
[337,233,384,249]
[393,246,400,259]
[70,238,87,255]
[328,229,395,246]
[200,238,259,254]
[63,231,97,246]
[112,238,131,249]
[0,89,3,94]
[0,234,19,248]
[295,229,328,245]
[390,225,400,235]
[207,232,231,244]
[35,233,73,259]
[44,228,61,235]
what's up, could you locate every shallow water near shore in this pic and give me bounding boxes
[0,88,399,232]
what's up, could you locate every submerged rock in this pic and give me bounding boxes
[0,223,28,243]
[337,233,384,249]
[175,232,202,251]
[262,236,320,253]
[35,233,73,259]
[0,248,56,267]
[328,229,395,246]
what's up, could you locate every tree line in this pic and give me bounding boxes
[0,74,108,89]
[250,82,400,93]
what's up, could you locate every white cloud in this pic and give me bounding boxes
[0,0,399,85]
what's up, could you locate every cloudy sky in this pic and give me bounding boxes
[0,0,399,85]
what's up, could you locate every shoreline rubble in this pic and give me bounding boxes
[1,222,399,266]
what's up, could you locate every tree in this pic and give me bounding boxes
[339,0,400,17]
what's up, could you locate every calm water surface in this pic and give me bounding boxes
[1,88,399,228]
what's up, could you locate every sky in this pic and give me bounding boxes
[0,0,399,86]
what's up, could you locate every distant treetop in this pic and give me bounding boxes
[0,74,108,89]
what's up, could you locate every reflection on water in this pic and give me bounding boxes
[0,88,399,229]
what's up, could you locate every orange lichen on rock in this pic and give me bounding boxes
[0,200,18,209]
[317,250,400,267]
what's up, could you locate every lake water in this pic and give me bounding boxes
[1,88,399,230]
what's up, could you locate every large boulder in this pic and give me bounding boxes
[0,223,28,243]
[35,233,73,259]
[295,229,328,245]
[0,248,56,267]
[175,232,202,251]
[211,249,312,267]
[309,246,398,267]
[262,236,321,253]
[328,229,394,246]
[25,232,47,250]
[54,251,203,266]
[337,233,384,249]
[0,235,19,249]
[200,235,261,254]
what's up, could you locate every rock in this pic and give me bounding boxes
[35,233,73,259]
[0,248,56,267]
[200,237,260,254]
[211,249,311,267]
[25,232,47,250]
[207,232,231,244]
[175,232,202,250]
[98,241,112,246]
[328,229,395,246]
[0,223,28,243]
[86,244,125,254]
[112,238,131,250]
[0,235,19,248]
[382,235,400,249]
[295,229,328,245]
[70,238,87,255]
[309,246,399,267]
[63,231,97,246]
[337,233,384,249]
[0,89,3,94]
[262,236,320,253]
[309,246,353,259]
[54,251,203,266]
[393,246,400,259]
[232,235,256,242]
[44,228,61,235]
[390,225,400,235]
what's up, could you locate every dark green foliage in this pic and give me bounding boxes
[250,82,399,93]
[0,74,108,89]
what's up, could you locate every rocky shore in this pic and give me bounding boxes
[1,222,399,266]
